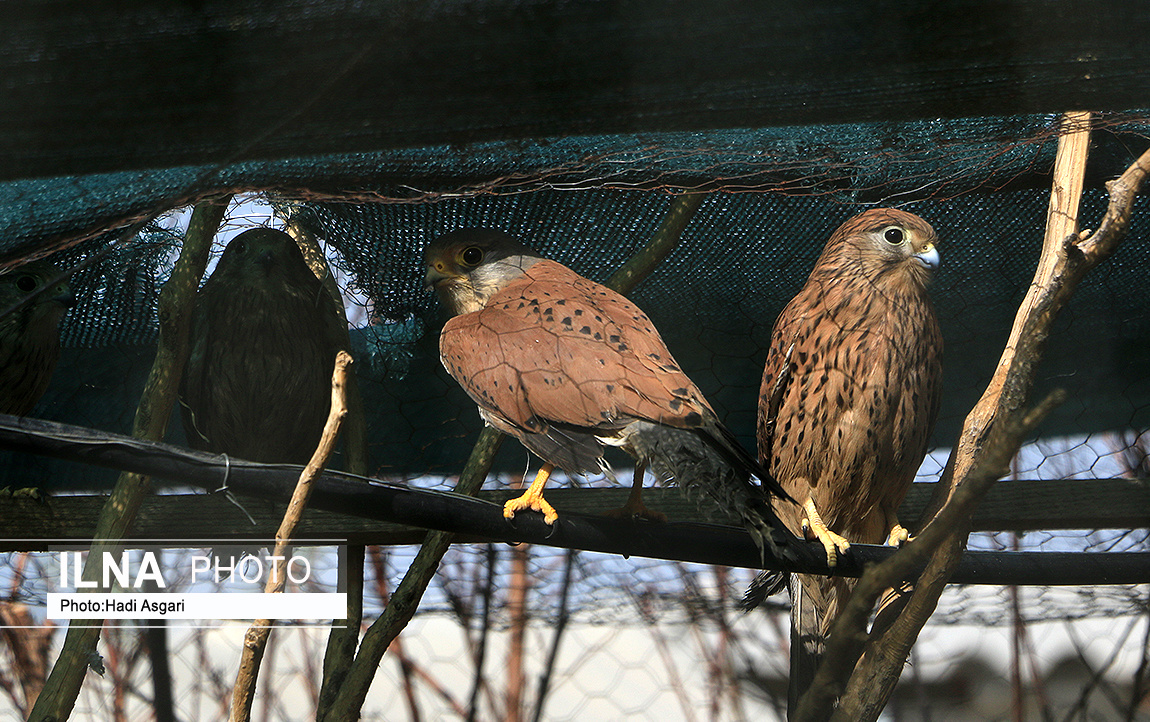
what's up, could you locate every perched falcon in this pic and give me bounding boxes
[425,228,792,556]
[180,228,347,464]
[0,260,75,416]
[752,208,943,687]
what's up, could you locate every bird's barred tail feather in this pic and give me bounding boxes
[740,569,790,610]
[622,421,791,566]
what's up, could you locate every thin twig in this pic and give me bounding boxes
[504,542,530,722]
[466,544,497,722]
[228,350,352,721]
[388,635,468,719]
[630,585,699,722]
[531,548,577,722]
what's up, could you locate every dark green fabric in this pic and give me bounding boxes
[8,183,1148,487]
[4,0,1150,181]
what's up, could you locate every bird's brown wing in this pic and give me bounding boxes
[439,259,713,470]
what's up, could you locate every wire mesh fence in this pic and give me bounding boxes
[4,540,1147,720]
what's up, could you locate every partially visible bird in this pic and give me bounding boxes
[425,228,794,559]
[751,208,943,697]
[0,260,75,416]
[180,228,347,464]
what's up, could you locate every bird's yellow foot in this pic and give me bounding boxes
[503,491,558,524]
[504,463,559,524]
[886,524,911,547]
[801,498,850,567]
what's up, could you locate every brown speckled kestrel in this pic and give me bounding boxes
[752,208,943,684]
[425,228,793,558]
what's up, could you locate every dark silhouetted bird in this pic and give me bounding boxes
[425,228,795,558]
[180,228,346,464]
[0,261,75,416]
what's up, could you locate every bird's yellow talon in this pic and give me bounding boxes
[503,492,558,524]
[802,499,850,567]
[886,524,911,547]
[504,462,559,524]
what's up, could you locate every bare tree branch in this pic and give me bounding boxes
[531,548,577,722]
[466,544,497,722]
[29,196,231,722]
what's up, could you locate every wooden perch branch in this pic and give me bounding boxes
[229,350,352,721]
[796,112,1150,722]
[2,414,1148,585]
[29,196,232,722]
[606,191,706,294]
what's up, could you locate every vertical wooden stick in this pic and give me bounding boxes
[229,351,352,721]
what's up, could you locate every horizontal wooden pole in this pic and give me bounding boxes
[1,414,1148,585]
[3,478,1147,550]
[2,489,1147,587]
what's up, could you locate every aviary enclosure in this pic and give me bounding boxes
[0,2,1148,720]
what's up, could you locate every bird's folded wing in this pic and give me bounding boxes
[439,259,712,434]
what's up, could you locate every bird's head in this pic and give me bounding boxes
[213,228,319,295]
[829,208,940,289]
[0,260,75,326]
[424,228,545,315]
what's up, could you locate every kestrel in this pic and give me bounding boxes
[180,228,347,464]
[425,228,792,557]
[0,261,75,416]
[753,208,943,672]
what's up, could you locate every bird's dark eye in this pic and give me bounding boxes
[16,274,38,293]
[461,246,483,265]
[883,227,905,245]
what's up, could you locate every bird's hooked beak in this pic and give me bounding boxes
[913,243,940,271]
[424,261,455,291]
